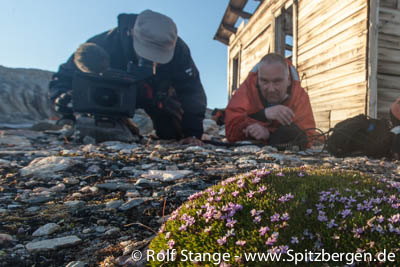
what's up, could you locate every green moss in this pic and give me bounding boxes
[148,167,400,266]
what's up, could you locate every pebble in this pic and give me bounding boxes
[32,223,60,237]
[25,235,82,252]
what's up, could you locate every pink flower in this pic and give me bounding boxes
[167,239,175,249]
[232,191,239,197]
[281,212,290,221]
[235,240,246,246]
[252,177,261,184]
[340,209,352,218]
[257,185,267,193]
[226,219,237,228]
[389,214,400,224]
[217,236,227,245]
[265,237,277,245]
[270,213,280,222]
[253,216,261,224]
[259,226,269,236]
[277,172,284,177]
[246,191,255,198]
[279,245,289,254]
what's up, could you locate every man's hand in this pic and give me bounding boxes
[264,105,295,126]
[243,123,270,141]
[179,136,203,146]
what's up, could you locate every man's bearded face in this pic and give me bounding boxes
[257,62,290,104]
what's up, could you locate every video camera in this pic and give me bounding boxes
[70,67,153,143]
[71,70,138,118]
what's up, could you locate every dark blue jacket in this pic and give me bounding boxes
[49,13,207,138]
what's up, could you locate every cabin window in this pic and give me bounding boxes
[231,55,240,96]
[274,6,293,60]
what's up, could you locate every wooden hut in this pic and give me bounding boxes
[215,0,400,130]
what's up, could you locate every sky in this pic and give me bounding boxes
[0,1,259,109]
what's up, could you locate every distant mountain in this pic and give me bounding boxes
[0,65,56,124]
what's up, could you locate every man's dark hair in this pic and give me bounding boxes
[73,43,110,74]
[259,53,289,77]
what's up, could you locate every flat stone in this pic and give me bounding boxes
[234,145,261,153]
[64,200,86,209]
[143,170,193,182]
[32,223,60,237]
[96,182,135,191]
[65,261,87,267]
[105,200,123,210]
[25,235,81,252]
[0,135,31,147]
[103,142,138,151]
[19,156,81,178]
[119,198,145,211]
[184,146,206,152]
[63,177,80,185]
[0,159,11,168]
[104,227,120,236]
[22,196,52,204]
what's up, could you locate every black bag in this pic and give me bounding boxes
[327,114,393,158]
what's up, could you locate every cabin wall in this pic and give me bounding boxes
[226,0,370,131]
[296,0,369,130]
[377,0,400,119]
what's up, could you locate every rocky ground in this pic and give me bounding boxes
[0,121,400,267]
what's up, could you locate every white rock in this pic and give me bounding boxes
[144,170,192,182]
[19,156,81,178]
[184,146,205,152]
[25,235,81,252]
[203,119,219,135]
[65,261,87,267]
[234,145,261,153]
[81,144,97,153]
[32,223,60,237]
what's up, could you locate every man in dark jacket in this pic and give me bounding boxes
[49,9,206,145]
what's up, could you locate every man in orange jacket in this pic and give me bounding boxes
[225,53,316,148]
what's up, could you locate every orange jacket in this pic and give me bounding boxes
[225,71,316,144]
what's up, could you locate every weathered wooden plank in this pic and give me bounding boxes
[298,0,327,22]
[312,99,365,115]
[378,20,400,36]
[377,87,400,102]
[378,74,400,89]
[298,9,367,55]
[298,34,367,77]
[298,22,366,69]
[330,108,365,125]
[303,62,366,89]
[380,0,398,8]
[292,0,298,67]
[378,47,400,63]
[378,35,400,50]
[379,6,400,21]
[378,61,400,75]
[308,82,367,102]
[368,0,379,118]
[298,0,364,37]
